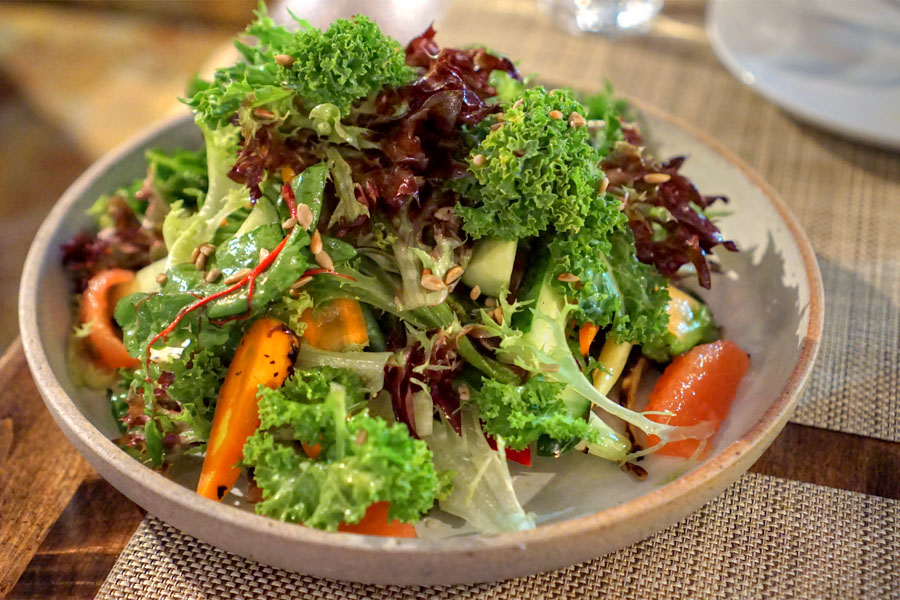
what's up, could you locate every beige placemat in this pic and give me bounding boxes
[96,473,899,599]
[426,0,900,442]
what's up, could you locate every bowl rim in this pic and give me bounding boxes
[19,104,824,580]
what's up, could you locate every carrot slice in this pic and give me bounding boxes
[80,269,140,370]
[197,317,299,501]
[299,297,369,352]
[578,322,600,357]
[645,340,750,458]
[337,501,418,538]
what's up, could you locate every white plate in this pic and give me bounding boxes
[708,0,900,148]
[19,106,823,585]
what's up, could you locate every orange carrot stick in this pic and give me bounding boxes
[197,317,299,501]
[579,322,600,356]
[80,269,140,369]
[337,501,418,538]
[645,340,750,458]
[300,297,369,352]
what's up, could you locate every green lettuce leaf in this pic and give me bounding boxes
[243,367,443,530]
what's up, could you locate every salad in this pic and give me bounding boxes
[61,7,749,536]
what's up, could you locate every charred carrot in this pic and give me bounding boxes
[197,317,300,501]
[300,297,369,352]
[645,340,750,458]
[337,501,418,538]
[80,269,140,370]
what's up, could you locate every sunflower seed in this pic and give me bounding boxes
[224,268,252,284]
[315,250,334,271]
[421,274,446,291]
[310,229,323,255]
[644,173,671,184]
[444,266,464,285]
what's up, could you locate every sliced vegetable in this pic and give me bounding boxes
[578,322,600,357]
[337,501,418,538]
[197,317,300,501]
[299,298,369,352]
[645,340,750,458]
[80,269,141,370]
[591,339,633,395]
[642,285,718,362]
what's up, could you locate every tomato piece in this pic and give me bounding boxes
[645,340,750,458]
[485,434,532,466]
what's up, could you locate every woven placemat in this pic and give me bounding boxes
[96,473,899,599]
[427,0,900,442]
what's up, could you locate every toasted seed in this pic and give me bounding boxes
[469,285,481,301]
[557,272,580,283]
[281,217,297,230]
[355,430,368,445]
[644,173,672,184]
[599,177,610,195]
[224,268,252,285]
[315,250,334,271]
[296,203,314,230]
[541,363,560,373]
[568,111,586,128]
[458,384,470,402]
[421,274,446,291]
[491,122,503,131]
[291,276,313,290]
[622,461,648,480]
[190,246,201,263]
[310,229,323,255]
[512,99,524,109]
[274,53,294,67]
[199,243,216,257]
[492,307,504,324]
[484,297,497,308]
[194,253,207,271]
[472,153,486,167]
[549,110,563,120]
[259,247,269,262]
[155,273,168,285]
[253,108,275,119]
[445,266,464,285]
[205,268,221,283]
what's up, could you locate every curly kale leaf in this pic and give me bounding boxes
[474,376,600,450]
[185,7,414,125]
[549,220,670,346]
[454,87,603,240]
[243,367,444,530]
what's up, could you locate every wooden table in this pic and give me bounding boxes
[0,337,897,598]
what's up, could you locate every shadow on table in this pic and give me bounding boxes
[794,256,900,442]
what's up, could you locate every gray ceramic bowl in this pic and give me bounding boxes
[20,105,823,585]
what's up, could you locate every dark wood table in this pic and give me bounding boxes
[1,338,898,598]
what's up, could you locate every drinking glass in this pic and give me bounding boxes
[538,0,664,35]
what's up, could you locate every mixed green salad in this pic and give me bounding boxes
[62,7,748,536]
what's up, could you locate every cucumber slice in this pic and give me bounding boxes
[462,238,517,298]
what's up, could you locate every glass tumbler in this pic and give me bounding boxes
[539,0,664,35]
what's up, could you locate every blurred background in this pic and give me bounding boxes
[0,0,262,353]
[2,0,893,355]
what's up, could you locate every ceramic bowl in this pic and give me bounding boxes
[19,105,823,585]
